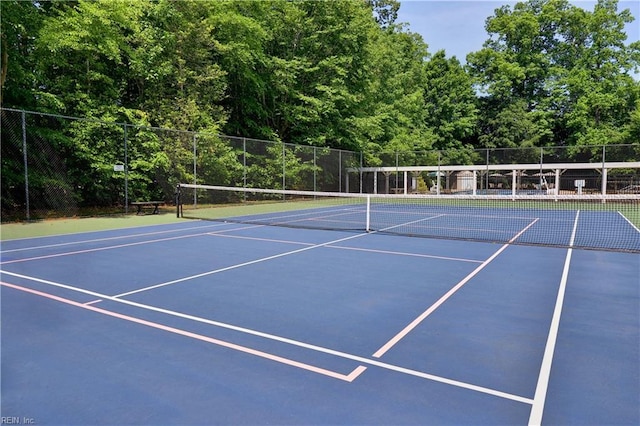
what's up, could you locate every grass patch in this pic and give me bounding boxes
[0,212,182,240]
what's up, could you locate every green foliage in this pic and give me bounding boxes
[367,0,400,29]
[469,0,640,149]
[1,0,45,108]
[423,51,478,151]
[1,0,639,217]
[416,176,428,194]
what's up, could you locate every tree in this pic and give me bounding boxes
[260,0,378,150]
[352,26,433,166]
[36,0,146,116]
[554,0,640,146]
[467,0,639,150]
[423,51,478,152]
[134,0,227,132]
[367,0,400,29]
[0,0,46,108]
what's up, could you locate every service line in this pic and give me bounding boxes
[372,218,540,358]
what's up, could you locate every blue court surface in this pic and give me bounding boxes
[1,217,638,424]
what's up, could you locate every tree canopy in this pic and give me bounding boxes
[2,0,639,156]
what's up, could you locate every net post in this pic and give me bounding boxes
[366,194,371,232]
[175,184,182,218]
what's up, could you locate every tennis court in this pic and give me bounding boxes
[1,191,638,425]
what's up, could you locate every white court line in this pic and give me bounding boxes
[376,214,446,232]
[618,211,640,233]
[372,218,540,359]
[112,231,378,298]
[327,245,484,264]
[0,222,230,253]
[273,209,368,228]
[1,211,535,403]
[202,206,366,230]
[369,206,541,222]
[205,232,482,263]
[0,233,207,265]
[234,204,365,225]
[0,275,532,403]
[0,281,367,383]
[115,212,448,298]
[528,211,580,426]
[206,232,316,246]
[0,223,264,265]
[400,223,525,236]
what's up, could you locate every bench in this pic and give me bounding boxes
[131,201,164,215]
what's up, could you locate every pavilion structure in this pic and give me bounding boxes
[346,161,640,197]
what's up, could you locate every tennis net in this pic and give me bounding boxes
[178,184,640,253]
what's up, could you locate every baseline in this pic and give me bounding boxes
[0,277,532,404]
[1,233,208,265]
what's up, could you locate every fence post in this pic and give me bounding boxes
[359,151,363,193]
[193,133,197,206]
[282,142,286,194]
[437,151,441,196]
[395,151,399,193]
[243,137,247,202]
[338,150,342,193]
[124,124,129,214]
[539,147,544,192]
[21,111,30,220]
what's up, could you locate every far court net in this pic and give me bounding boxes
[177,184,640,253]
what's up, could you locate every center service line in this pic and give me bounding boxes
[528,211,580,426]
[114,213,444,299]
[372,218,540,359]
[112,228,380,298]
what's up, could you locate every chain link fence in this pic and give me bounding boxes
[1,109,359,221]
[2,108,639,221]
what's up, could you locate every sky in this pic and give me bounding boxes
[396,0,640,65]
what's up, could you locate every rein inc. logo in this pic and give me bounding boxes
[1,418,35,425]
